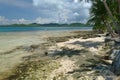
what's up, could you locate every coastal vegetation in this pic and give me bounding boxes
[83,0,120,77]
[0,23,91,27]
[85,0,120,36]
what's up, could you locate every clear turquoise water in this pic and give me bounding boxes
[0,26,92,32]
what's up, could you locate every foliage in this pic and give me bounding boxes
[87,0,120,33]
[88,0,107,31]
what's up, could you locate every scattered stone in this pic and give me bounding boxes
[30,44,39,49]
[109,49,120,60]
[111,50,120,75]
[44,51,48,56]
[105,37,115,47]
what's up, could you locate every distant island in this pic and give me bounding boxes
[0,23,91,27]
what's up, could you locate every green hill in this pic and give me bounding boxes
[0,23,91,27]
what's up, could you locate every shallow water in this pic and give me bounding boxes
[0,30,75,53]
[0,30,78,79]
[0,26,92,52]
[0,26,92,32]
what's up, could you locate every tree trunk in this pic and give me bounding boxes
[103,19,113,35]
[102,0,113,18]
[105,21,115,37]
[118,0,120,37]
[102,0,119,37]
[118,0,120,15]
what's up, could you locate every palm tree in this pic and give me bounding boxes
[104,0,120,36]
[79,0,120,37]
[78,1,120,75]
[88,0,108,32]
[118,0,120,15]
[88,0,115,34]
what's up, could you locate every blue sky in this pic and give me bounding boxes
[0,0,91,24]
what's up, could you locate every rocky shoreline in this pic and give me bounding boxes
[0,31,119,80]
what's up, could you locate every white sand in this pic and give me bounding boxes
[49,57,76,80]
[48,36,105,79]
[57,37,105,55]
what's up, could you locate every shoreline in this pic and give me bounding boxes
[0,30,110,80]
[0,30,81,80]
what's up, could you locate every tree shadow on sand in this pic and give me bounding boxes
[68,41,103,48]
[67,58,115,79]
[52,47,89,58]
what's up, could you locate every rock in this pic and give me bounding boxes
[105,37,112,43]
[105,37,115,47]
[109,49,120,60]
[111,49,120,75]
[44,51,48,56]
[105,37,120,47]
[30,44,39,49]
[114,38,120,42]
[105,32,111,37]
[114,38,120,47]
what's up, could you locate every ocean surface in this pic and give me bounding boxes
[0,26,92,32]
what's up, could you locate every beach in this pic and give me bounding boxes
[0,31,75,79]
[1,0,120,79]
[0,30,112,80]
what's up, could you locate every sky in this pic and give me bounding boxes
[0,0,92,25]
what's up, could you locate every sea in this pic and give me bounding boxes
[0,26,92,32]
[0,26,92,53]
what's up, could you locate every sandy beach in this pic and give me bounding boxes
[1,0,120,79]
[0,30,76,79]
[0,30,111,80]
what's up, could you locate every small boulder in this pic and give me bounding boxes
[111,50,120,75]
[44,51,48,56]
[109,50,120,60]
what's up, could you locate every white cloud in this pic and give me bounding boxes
[0,16,32,25]
[0,16,9,25]
[33,0,64,8]
[81,1,92,8]
[33,0,39,6]
[0,16,8,22]
[0,16,58,25]
[35,17,58,24]
[18,18,31,24]
[73,12,79,16]
[32,0,92,23]
[74,0,79,3]
[0,0,92,24]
